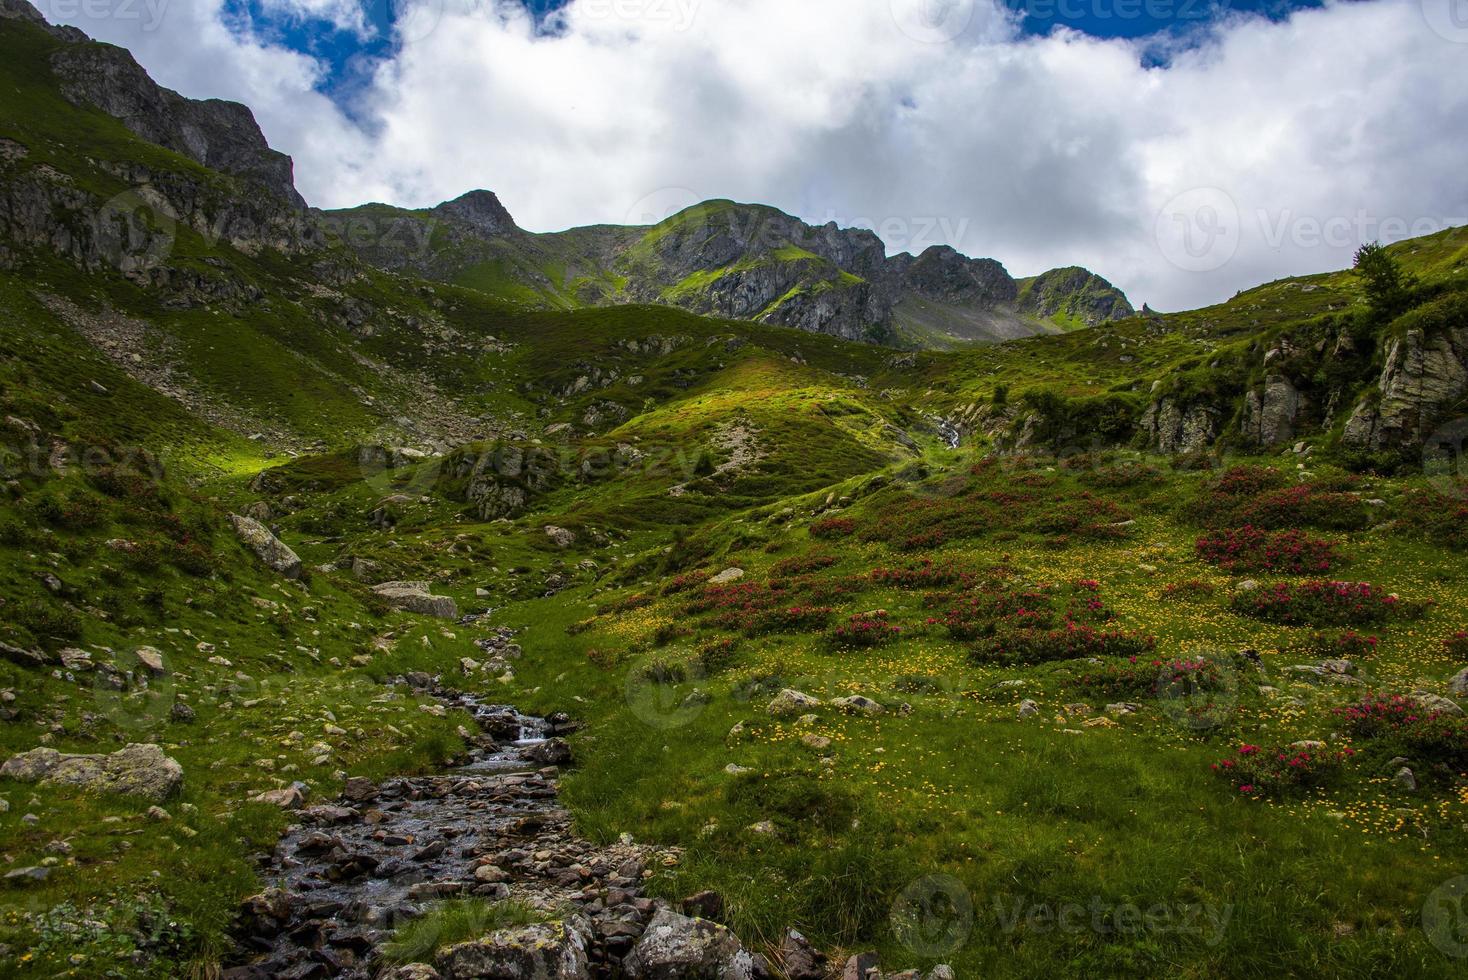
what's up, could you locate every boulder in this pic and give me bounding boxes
[1450,668,1468,697]
[372,581,459,620]
[0,743,182,801]
[437,917,592,980]
[843,952,881,980]
[1412,692,1464,717]
[229,514,302,578]
[544,525,576,549]
[525,738,573,767]
[251,782,310,809]
[832,695,884,716]
[709,567,745,585]
[623,909,756,980]
[768,689,822,717]
[1017,699,1040,719]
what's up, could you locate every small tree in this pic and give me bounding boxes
[1353,241,1417,324]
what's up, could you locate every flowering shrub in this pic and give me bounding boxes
[1076,656,1227,698]
[1398,489,1468,550]
[829,610,902,648]
[1335,694,1468,768]
[1196,526,1340,574]
[1444,631,1468,660]
[1162,580,1216,601]
[741,605,833,637]
[869,560,971,590]
[930,580,1154,665]
[1305,630,1379,659]
[661,569,713,595]
[1211,743,1353,796]
[1230,581,1425,626]
[1193,466,1368,531]
[1022,493,1133,539]
[810,517,856,539]
[770,552,838,578]
[603,592,654,615]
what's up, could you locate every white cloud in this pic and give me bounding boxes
[42,0,1468,311]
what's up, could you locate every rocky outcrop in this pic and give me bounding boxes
[1140,398,1220,454]
[1240,375,1307,449]
[1342,323,1468,452]
[230,514,303,579]
[48,38,305,208]
[372,581,459,619]
[1018,266,1134,326]
[1,743,183,801]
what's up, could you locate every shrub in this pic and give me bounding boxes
[869,560,970,590]
[14,599,83,641]
[1162,580,1215,601]
[934,580,1155,665]
[661,569,713,595]
[742,605,833,637]
[829,610,902,648]
[1231,581,1426,627]
[1398,489,1468,549]
[1445,631,1468,660]
[1075,656,1228,699]
[810,517,856,539]
[1192,466,1368,531]
[1196,526,1340,574]
[772,552,839,578]
[1335,694,1468,768]
[1211,743,1353,796]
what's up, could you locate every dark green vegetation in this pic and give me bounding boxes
[4,3,1468,976]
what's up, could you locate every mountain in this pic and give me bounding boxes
[327,193,1134,347]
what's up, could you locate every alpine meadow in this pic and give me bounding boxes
[2,0,1468,977]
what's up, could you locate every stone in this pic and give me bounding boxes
[134,646,166,674]
[58,648,92,671]
[1017,699,1040,719]
[843,952,881,980]
[252,782,310,809]
[1393,767,1417,792]
[525,738,573,767]
[229,514,302,578]
[3,866,49,883]
[0,743,182,801]
[1104,702,1141,717]
[778,929,827,980]
[1451,668,1468,697]
[831,695,884,716]
[1413,692,1464,717]
[709,567,745,584]
[623,909,756,980]
[436,917,592,980]
[767,689,822,717]
[801,734,832,750]
[372,582,459,620]
[385,967,442,980]
[544,525,577,549]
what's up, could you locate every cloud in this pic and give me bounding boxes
[42,0,1468,311]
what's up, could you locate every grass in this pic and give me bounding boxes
[381,899,550,965]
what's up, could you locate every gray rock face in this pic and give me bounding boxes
[1141,398,1220,454]
[1,743,183,801]
[230,514,302,579]
[372,581,459,619]
[623,909,756,980]
[437,917,592,980]
[49,41,304,208]
[1241,375,1306,448]
[1343,325,1468,452]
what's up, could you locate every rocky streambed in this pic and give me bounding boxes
[224,679,950,980]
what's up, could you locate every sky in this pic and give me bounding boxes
[32,0,1468,312]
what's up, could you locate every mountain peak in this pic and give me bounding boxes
[432,190,518,238]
